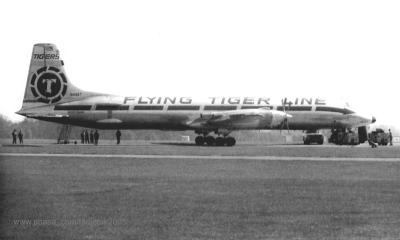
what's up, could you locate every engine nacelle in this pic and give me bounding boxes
[190,108,291,130]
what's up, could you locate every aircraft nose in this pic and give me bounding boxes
[372,116,376,123]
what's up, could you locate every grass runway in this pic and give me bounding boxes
[1,142,400,239]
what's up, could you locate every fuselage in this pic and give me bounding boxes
[25,96,374,131]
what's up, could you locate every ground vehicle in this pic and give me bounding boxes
[303,133,324,145]
[369,128,390,145]
[329,130,359,145]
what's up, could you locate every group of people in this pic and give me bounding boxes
[80,129,100,145]
[80,129,122,145]
[11,129,23,144]
[11,128,121,145]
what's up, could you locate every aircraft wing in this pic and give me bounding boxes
[187,108,291,130]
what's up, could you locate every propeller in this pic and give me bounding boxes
[280,98,291,133]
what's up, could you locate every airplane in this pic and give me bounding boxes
[17,43,376,146]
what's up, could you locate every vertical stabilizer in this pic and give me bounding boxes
[20,43,97,112]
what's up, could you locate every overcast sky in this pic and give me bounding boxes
[1,0,399,128]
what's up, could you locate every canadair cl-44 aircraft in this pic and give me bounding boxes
[17,43,376,146]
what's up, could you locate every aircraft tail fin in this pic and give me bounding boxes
[19,43,98,113]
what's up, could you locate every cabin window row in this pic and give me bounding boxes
[53,105,354,114]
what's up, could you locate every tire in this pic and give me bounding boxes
[205,136,215,146]
[226,137,236,146]
[195,136,205,145]
[215,137,225,146]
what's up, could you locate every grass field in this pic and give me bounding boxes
[1,138,400,158]
[1,143,400,239]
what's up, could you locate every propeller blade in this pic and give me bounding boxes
[279,100,291,134]
[286,118,290,133]
[281,98,286,112]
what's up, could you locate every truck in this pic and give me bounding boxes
[369,128,390,146]
[303,132,324,145]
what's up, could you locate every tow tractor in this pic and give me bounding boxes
[369,128,390,146]
[303,131,324,145]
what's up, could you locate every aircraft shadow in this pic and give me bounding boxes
[151,142,197,146]
[151,142,306,147]
[1,144,42,147]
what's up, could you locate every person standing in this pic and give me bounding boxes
[18,129,23,144]
[80,130,85,144]
[11,129,17,144]
[90,130,94,144]
[367,133,377,148]
[84,130,89,144]
[94,130,99,145]
[116,129,121,145]
[389,129,393,146]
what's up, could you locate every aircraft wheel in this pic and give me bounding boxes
[215,137,225,146]
[205,136,215,146]
[195,136,205,145]
[226,137,236,146]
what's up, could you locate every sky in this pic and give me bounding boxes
[0,0,399,128]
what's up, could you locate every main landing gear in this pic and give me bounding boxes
[195,135,236,146]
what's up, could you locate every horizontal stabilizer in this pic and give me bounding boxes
[22,113,69,119]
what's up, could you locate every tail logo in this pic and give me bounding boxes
[30,66,68,104]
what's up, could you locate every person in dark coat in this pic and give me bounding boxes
[11,129,17,144]
[368,133,377,148]
[84,130,89,144]
[94,130,99,145]
[18,130,23,144]
[116,129,121,144]
[389,129,393,146]
[90,130,94,144]
[80,130,85,144]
